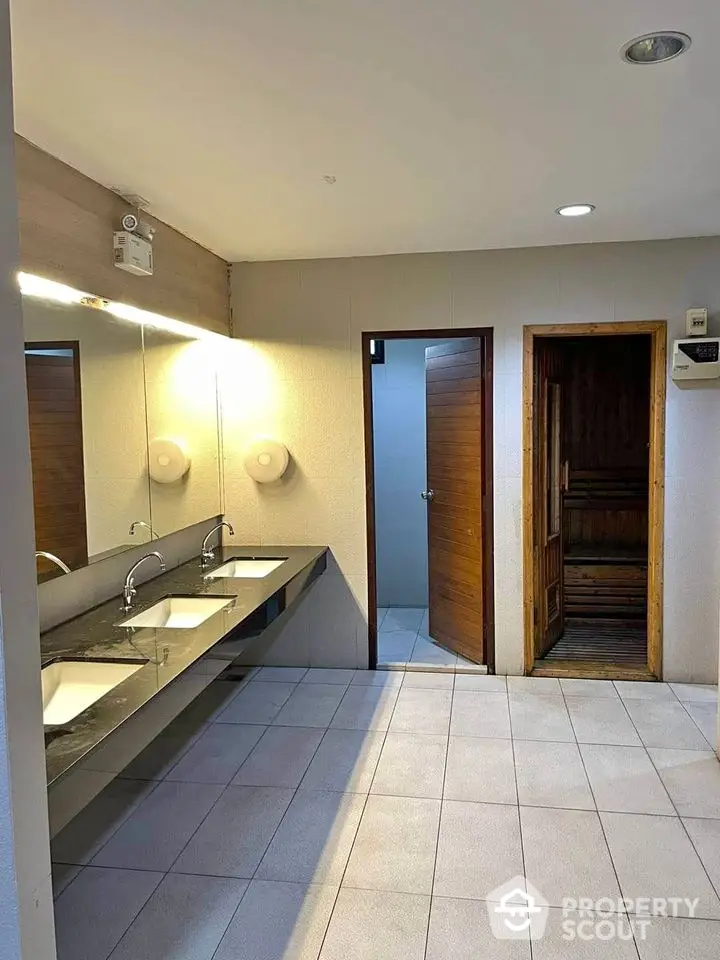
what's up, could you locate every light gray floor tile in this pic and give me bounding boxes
[371,732,447,799]
[510,695,575,742]
[454,674,507,692]
[451,691,511,738]
[273,683,347,727]
[377,631,417,664]
[613,681,675,701]
[601,812,720,919]
[257,790,366,884]
[165,723,265,783]
[119,724,207,781]
[255,667,309,683]
[91,781,224,872]
[52,862,82,899]
[649,748,720,818]
[520,806,620,907]
[301,728,385,793]
[343,794,440,894]
[213,880,337,960]
[632,915,720,960]
[514,740,594,810]
[508,676,563,697]
[565,697,640,746]
[172,785,293,877]
[682,818,720,892]
[684,703,718,747]
[52,778,157,865]
[670,682,718,703]
[383,608,426,632]
[427,896,530,960]
[624,699,711,751]
[54,866,163,960]
[390,688,452,735]
[215,680,297,724]
[536,908,638,959]
[401,670,454,690]
[444,736,516,804]
[434,800,523,900]
[351,670,404,687]
[109,873,248,960]
[579,743,675,815]
[330,684,400,731]
[319,888,430,960]
[560,679,619,699]
[410,635,458,667]
[302,668,355,685]
[233,726,325,788]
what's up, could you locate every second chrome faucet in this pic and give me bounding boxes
[122,551,166,612]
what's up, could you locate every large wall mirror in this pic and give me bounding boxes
[22,295,223,582]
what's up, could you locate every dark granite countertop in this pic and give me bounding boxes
[42,545,328,784]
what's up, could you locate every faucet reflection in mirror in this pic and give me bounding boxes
[129,520,159,541]
[35,551,71,575]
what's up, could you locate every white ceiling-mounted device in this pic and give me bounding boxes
[686,308,708,337]
[672,337,720,381]
[113,230,154,276]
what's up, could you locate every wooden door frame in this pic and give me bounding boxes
[362,328,495,672]
[522,321,667,679]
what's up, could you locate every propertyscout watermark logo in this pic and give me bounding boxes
[487,876,699,942]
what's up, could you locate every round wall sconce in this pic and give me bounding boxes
[243,438,290,483]
[149,437,191,483]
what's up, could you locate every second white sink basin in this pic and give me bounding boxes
[120,596,233,629]
[206,558,287,580]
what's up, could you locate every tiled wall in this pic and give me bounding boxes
[226,238,720,681]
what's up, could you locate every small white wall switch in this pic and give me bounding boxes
[686,308,708,337]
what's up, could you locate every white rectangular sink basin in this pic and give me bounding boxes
[42,660,145,726]
[120,596,232,629]
[206,558,287,580]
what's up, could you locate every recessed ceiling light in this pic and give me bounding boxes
[556,204,595,218]
[622,32,691,64]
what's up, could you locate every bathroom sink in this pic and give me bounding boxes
[119,596,233,629]
[205,558,288,580]
[41,659,146,726]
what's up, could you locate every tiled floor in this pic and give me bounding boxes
[377,606,486,672]
[51,671,720,960]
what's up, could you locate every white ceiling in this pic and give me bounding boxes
[9,0,720,261]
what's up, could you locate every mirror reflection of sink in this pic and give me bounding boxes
[119,596,233,629]
[42,659,147,726]
[206,558,288,580]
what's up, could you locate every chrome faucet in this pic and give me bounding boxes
[35,551,71,574]
[201,521,235,567]
[122,551,166,612]
[129,520,159,540]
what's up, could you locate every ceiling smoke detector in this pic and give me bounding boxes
[622,32,691,64]
[556,204,595,218]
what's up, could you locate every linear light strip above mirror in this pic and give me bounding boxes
[18,272,230,342]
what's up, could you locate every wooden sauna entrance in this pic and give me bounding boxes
[522,322,666,680]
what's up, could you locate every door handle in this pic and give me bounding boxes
[421,490,435,502]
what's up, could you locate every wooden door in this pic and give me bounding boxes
[533,340,565,658]
[425,338,485,663]
[25,344,88,577]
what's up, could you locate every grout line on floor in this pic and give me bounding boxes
[561,685,643,960]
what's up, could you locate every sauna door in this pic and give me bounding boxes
[534,341,565,658]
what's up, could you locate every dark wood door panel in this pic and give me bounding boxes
[427,336,485,664]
